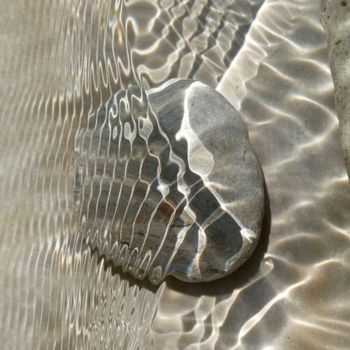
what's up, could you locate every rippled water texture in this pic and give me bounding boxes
[1,0,350,349]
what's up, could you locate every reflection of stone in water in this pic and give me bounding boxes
[75,79,264,285]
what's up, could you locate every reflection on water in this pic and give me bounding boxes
[74,78,264,285]
[152,1,350,349]
[0,0,350,349]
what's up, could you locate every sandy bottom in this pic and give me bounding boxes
[0,0,349,349]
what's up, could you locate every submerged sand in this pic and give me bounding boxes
[0,0,349,349]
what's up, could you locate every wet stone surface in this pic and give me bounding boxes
[74,79,264,285]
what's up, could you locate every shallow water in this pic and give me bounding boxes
[1,0,350,349]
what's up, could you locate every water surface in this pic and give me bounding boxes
[0,0,349,349]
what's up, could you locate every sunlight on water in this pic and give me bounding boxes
[73,79,264,285]
[0,0,350,349]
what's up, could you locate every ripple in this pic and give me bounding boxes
[153,1,350,349]
[1,0,350,349]
[74,79,264,284]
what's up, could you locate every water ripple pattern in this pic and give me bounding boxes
[74,79,264,284]
[0,0,350,350]
[152,1,350,349]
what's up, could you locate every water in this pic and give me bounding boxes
[1,0,350,349]
[74,79,264,285]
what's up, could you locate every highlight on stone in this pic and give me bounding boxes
[74,79,265,285]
